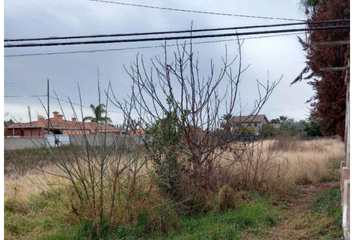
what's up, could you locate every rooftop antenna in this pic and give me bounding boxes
[28,106,32,136]
[28,106,32,125]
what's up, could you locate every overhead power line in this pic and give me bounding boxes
[5,32,306,58]
[4,25,350,48]
[88,0,305,22]
[4,19,349,42]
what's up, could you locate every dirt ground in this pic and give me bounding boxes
[247,182,342,240]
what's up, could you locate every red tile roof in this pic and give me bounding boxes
[231,114,269,123]
[8,118,123,132]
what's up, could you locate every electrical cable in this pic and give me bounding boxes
[87,0,305,22]
[4,19,349,42]
[5,25,349,48]
[5,32,306,58]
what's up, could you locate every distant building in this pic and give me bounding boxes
[5,111,125,137]
[231,114,269,135]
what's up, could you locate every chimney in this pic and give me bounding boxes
[38,116,46,127]
[57,114,64,122]
[53,111,59,121]
[72,117,77,124]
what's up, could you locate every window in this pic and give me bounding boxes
[255,123,258,127]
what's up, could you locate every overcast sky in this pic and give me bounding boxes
[4,0,314,124]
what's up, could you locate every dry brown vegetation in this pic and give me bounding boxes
[212,137,344,192]
[5,138,344,200]
[4,138,344,239]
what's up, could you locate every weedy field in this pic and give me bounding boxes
[4,138,344,240]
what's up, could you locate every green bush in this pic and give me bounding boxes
[304,121,322,137]
[259,125,277,137]
[232,125,255,136]
[145,93,186,198]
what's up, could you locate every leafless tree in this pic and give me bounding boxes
[8,78,148,236]
[110,37,282,189]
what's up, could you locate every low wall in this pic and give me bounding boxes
[69,134,145,149]
[4,134,145,150]
[341,160,350,240]
[4,137,46,150]
[341,57,350,240]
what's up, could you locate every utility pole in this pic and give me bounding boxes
[47,79,50,135]
[318,41,351,240]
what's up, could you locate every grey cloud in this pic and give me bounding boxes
[5,0,313,123]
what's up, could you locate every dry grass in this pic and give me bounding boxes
[281,139,344,185]
[4,157,179,239]
[5,165,66,202]
[217,138,344,192]
[5,138,344,203]
[4,138,344,239]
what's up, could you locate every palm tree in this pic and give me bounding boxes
[4,112,14,136]
[222,113,233,121]
[270,118,281,124]
[84,104,112,123]
[221,113,233,133]
[299,0,322,15]
[279,115,289,123]
[302,0,322,6]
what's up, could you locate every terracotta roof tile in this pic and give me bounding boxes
[231,114,268,123]
[8,118,123,132]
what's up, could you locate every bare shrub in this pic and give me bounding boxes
[214,138,345,194]
[224,140,289,190]
[4,82,179,236]
[269,135,299,151]
[110,38,281,197]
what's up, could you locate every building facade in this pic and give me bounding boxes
[5,111,125,137]
[231,114,269,135]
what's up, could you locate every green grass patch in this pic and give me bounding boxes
[309,188,343,238]
[311,188,341,215]
[318,174,339,183]
[170,198,277,240]
[6,191,279,240]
